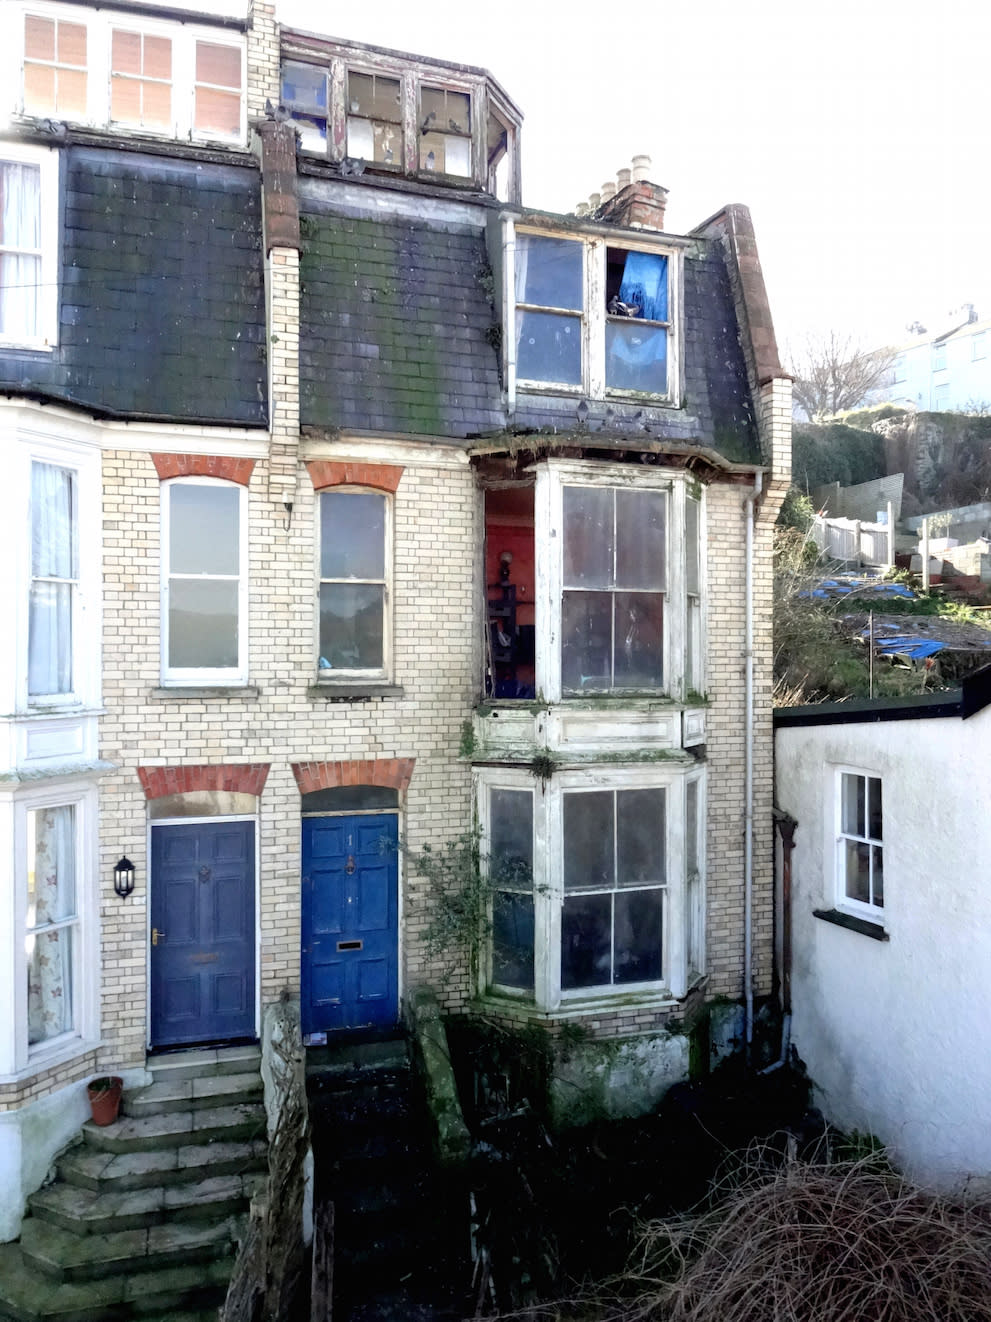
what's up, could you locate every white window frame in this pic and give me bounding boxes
[15,4,246,146]
[534,460,696,703]
[833,766,884,924]
[932,341,947,372]
[972,332,986,362]
[934,382,950,411]
[685,768,706,982]
[315,486,393,683]
[512,223,680,405]
[15,426,101,713]
[478,763,700,1011]
[0,140,59,351]
[0,781,99,1080]
[160,477,248,687]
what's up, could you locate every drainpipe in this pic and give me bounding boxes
[762,810,796,1073]
[743,471,762,1061]
[502,215,517,414]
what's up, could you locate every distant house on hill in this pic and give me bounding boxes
[882,311,991,413]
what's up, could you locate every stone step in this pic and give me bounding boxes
[0,1244,231,1322]
[123,1072,263,1120]
[28,1172,263,1237]
[59,1138,267,1194]
[148,1045,260,1085]
[20,1215,238,1284]
[82,1104,265,1155]
[305,1038,408,1078]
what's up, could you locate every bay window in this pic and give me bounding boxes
[161,479,247,685]
[481,767,699,1008]
[1,144,58,348]
[484,462,700,702]
[27,804,77,1047]
[29,461,77,700]
[513,227,678,402]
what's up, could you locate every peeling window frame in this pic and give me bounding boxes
[510,222,681,405]
[477,763,703,1011]
[278,42,520,200]
[15,4,247,146]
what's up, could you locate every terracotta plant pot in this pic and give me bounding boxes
[87,1076,123,1127]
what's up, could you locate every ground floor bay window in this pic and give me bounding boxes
[478,765,705,1010]
[0,785,97,1078]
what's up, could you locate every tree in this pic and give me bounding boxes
[788,331,897,422]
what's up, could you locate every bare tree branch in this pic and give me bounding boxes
[787,332,897,422]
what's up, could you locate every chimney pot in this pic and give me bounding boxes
[588,192,601,210]
[632,153,652,183]
[575,202,589,216]
[616,167,632,190]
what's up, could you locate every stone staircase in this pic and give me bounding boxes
[0,1045,267,1322]
[308,1035,468,1322]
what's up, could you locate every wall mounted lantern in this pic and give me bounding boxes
[113,857,135,899]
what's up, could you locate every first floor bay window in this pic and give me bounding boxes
[481,767,701,1008]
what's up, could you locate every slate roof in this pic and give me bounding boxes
[300,199,760,464]
[0,147,266,425]
[300,209,505,437]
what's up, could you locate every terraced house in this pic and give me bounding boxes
[0,0,790,1307]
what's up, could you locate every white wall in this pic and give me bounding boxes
[776,707,991,1188]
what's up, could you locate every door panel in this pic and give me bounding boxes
[151,820,255,1047]
[301,813,399,1034]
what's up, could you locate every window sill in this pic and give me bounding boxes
[813,908,889,942]
[149,686,260,701]
[308,683,405,701]
[0,1036,101,1087]
[474,989,680,1019]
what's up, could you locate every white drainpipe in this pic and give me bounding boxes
[502,215,516,414]
[744,470,762,1057]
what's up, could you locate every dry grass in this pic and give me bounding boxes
[494,1143,991,1322]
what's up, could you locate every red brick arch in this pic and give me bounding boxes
[152,454,256,486]
[291,758,415,796]
[305,461,403,494]
[137,763,271,800]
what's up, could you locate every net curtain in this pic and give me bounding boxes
[28,805,75,1045]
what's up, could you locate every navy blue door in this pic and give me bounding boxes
[301,814,399,1034]
[150,821,255,1048]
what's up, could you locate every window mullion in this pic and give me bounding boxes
[586,240,604,397]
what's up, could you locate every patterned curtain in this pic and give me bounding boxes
[28,806,75,1046]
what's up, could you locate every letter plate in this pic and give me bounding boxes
[337,940,363,952]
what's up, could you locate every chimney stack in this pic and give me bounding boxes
[588,155,668,232]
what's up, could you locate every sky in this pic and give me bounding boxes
[270,0,991,359]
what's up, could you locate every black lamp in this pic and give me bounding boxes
[113,857,135,899]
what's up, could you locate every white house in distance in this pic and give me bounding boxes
[775,670,991,1187]
[885,311,991,413]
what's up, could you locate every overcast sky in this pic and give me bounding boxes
[275,0,991,356]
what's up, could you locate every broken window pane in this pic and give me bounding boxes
[347,71,402,166]
[281,62,327,110]
[612,592,664,688]
[319,583,384,670]
[561,590,613,691]
[605,249,669,394]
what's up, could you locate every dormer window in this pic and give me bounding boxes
[419,85,471,177]
[513,227,678,402]
[17,8,245,145]
[347,71,402,167]
[279,36,521,200]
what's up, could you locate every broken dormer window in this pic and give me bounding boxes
[513,228,676,401]
[347,71,402,168]
[605,248,669,394]
[281,61,328,151]
[419,85,471,177]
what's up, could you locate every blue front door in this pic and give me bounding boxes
[301,814,399,1034]
[150,821,255,1048]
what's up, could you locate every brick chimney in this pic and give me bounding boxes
[584,155,669,232]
